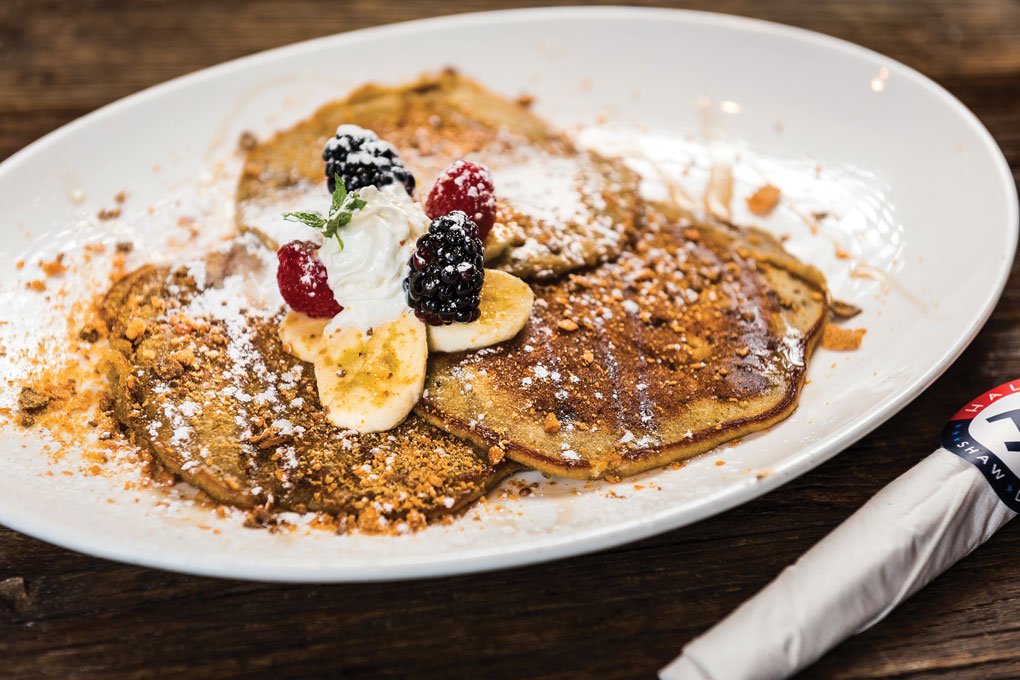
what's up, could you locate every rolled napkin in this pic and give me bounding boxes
[661,379,1020,680]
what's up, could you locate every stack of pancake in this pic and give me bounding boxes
[104,72,827,530]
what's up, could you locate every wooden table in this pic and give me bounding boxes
[1,1,1018,677]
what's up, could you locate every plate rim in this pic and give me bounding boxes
[0,5,1016,582]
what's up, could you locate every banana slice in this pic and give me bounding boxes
[428,269,534,353]
[279,311,329,363]
[280,311,427,433]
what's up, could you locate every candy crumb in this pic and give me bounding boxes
[821,324,866,351]
[746,184,781,216]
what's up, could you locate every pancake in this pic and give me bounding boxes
[101,235,515,530]
[236,70,640,281]
[416,210,828,479]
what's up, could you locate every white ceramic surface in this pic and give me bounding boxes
[0,7,1015,582]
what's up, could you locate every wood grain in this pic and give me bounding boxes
[1,1,1019,678]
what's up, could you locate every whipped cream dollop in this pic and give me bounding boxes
[315,184,428,333]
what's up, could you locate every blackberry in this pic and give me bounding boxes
[323,124,415,196]
[404,211,484,325]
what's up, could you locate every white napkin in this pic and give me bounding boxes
[661,449,1016,680]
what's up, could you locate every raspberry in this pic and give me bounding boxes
[323,124,415,196]
[276,241,342,318]
[424,160,497,240]
[403,211,484,325]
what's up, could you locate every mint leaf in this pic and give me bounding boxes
[283,211,327,229]
[329,174,348,213]
[283,177,367,252]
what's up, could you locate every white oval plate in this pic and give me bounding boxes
[0,8,1015,582]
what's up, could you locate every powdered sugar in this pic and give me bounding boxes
[492,155,594,226]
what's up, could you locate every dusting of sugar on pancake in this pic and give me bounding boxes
[419,206,827,478]
[99,237,512,532]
